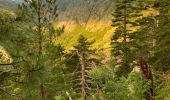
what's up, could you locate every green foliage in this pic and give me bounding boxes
[0,0,170,99]
[0,0,67,99]
[56,25,112,51]
[90,63,149,100]
[89,66,114,83]
[64,35,101,99]
[155,80,170,100]
[151,0,170,71]
[0,8,15,45]
[103,77,129,100]
[111,0,145,77]
[127,72,150,100]
[54,96,66,100]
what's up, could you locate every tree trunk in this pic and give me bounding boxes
[38,0,43,55]
[77,51,86,100]
[139,58,154,100]
[37,0,45,99]
[40,83,45,100]
[123,3,128,61]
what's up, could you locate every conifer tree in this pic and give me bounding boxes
[111,0,144,77]
[125,1,157,99]
[111,1,157,98]
[151,1,170,99]
[0,9,22,100]
[67,35,100,100]
[11,0,64,99]
[131,16,157,100]
[152,0,170,72]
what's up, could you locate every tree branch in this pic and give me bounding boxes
[0,62,20,66]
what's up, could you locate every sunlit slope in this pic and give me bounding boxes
[55,25,113,51]
[0,0,115,51]
[55,0,115,51]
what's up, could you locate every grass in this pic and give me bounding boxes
[55,25,113,53]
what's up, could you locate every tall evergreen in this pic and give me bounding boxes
[11,0,63,99]
[131,16,157,100]
[111,0,144,77]
[0,9,22,100]
[111,1,157,98]
[66,35,100,100]
[151,1,170,99]
[152,0,170,72]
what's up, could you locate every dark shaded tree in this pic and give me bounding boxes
[111,0,145,77]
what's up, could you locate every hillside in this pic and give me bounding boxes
[0,0,20,8]
[56,0,115,51]
[0,0,115,51]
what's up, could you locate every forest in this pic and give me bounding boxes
[0,0,170,100]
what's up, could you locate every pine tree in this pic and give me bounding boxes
[67,35,100,100]
[131,16,157,100]
[152,0,170,72]
[127,1,158,99]
[111,0,144,77]
[111,1,157,99]
[0,9,22,100]
[11,0,63,99]
[151,1,170,99]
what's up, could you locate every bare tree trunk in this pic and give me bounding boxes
[77,51,86,100]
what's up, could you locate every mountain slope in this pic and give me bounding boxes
[0,0,115,51]
[57,0,115,31]
[55,0,115,51]
[0,0,20,8]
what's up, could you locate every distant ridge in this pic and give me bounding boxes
[0,0,19,8]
